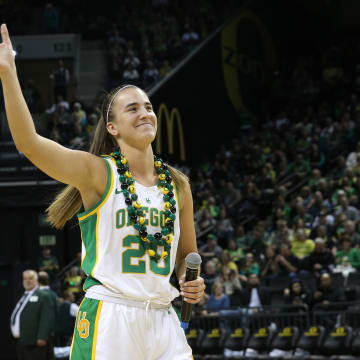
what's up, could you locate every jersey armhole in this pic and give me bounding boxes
[77,157,114,221]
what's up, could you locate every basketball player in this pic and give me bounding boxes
[0,24,205,359]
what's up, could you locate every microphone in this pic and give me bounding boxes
[180,252,202,330]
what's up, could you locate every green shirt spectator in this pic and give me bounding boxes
[226,239,244,263]
[287,154,311,177]
[336,237,360,270]
[38,247,59,283]
[239,253,260,281]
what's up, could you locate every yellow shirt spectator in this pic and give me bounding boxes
[291,228,315,259]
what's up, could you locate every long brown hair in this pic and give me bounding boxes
[46,85,188,229]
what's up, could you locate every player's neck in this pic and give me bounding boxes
[120,145,157,186]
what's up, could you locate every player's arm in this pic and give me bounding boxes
[176,181,205,304]
[176,181,197,278]
[0,24,105,193]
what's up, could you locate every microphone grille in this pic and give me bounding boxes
[185,252,202,269]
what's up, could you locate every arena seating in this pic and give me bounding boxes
[188,302,360,359]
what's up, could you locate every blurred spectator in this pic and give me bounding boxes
[239,274,270,309]
[303,238,335,277]
[310,144,325,168]
[335,194,360,222]
[335,236,360,270]
[312,207,335,231]
[108,59,123,88]
[202,260,218,295]
[288,154,311,180]
[71,102,87,136]
[123,64,140,84]
[264,162,276,184]
[38,247,59,284]
[215,208,234,243]
[223,181,242,210]
[196,207,216,237]
[226,238,244,265]
[345,141,360,169]
[276,243,300,276]
[207,196,220,218]
[308,191,330,220]
[198,233,223,263]
[159,59,172,79]
[292,202,313,228]
[51,103,73,145]
[55,290,79,346]
[38,271,58,336]
[245,221,268,256]
[204,282,230,315]
[73,252,82,268]
[85,113,98,139]
[123,50,141,69]
[64,266,82,299]
[234,224,247,248]
[167,34,186,61]
[42,2,60,34]
[340,220,360,245]
[143,61,159,89]
[284,278,311,307]
[49,60,70,101]
[312,272,346,306]
[181,23,199,49]
[238,253,260,283]
[331,156,347,180]
[193,295,208,317]
[218,250,238,273]
[261,245,281,279]
[268,219,293,247]
[108,29,126,47]
[308,169,323,190]
[215,265,242,299]
[46,95,70,115]
[291,229,315,260]
[38,271,58,306]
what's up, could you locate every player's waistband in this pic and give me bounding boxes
[85,289,172,310]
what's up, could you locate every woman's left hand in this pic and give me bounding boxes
[179,275,206,304]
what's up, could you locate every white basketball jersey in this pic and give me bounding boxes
[77,157,180,304]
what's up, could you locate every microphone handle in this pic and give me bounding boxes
[180,267,198,322]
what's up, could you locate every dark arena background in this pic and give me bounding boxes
[3,0,360,359]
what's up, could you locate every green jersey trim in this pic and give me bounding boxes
[83,276,103,291]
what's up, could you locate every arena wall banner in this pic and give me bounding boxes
[221,11,277,119]
[11,34,81,59]
[150,9,277,164]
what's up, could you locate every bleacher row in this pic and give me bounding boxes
[266,272,360,303]
[187,302,360,359]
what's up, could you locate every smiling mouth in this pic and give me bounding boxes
[136,123,153,127]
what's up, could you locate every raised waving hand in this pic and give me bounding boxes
[0,24,15,75]
[0,23,106,201]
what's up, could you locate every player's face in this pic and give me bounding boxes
[109,88,157,149]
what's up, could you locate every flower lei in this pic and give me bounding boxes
[110,149,176,262]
